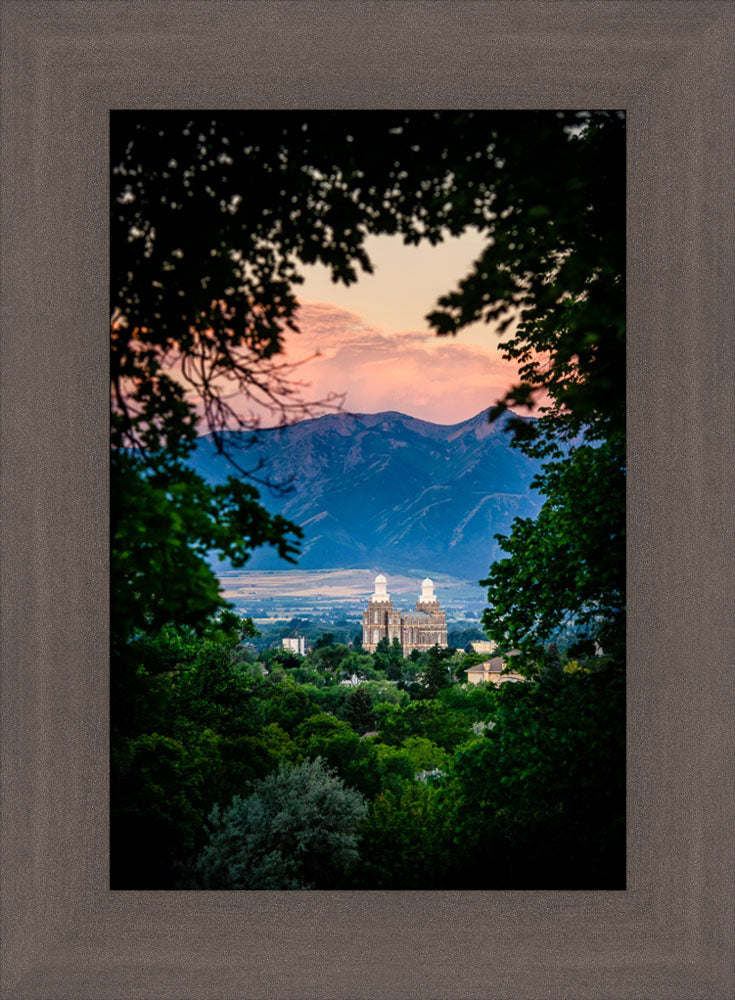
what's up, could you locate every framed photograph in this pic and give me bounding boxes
[109,106,627,896]
[1,2,732,997]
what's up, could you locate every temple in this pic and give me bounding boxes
[362,574,448,657]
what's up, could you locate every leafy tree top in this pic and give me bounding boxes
[193,757,366,889]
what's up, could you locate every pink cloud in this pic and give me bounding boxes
[269,301,530,425]
[182,299,541,429]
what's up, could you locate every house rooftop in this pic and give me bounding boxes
[467,656,504,672]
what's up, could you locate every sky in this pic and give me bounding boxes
[255,231,526,427]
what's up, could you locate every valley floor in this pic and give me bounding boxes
[218,567,489,618]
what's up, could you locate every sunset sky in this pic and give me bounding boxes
[260,230,526,427]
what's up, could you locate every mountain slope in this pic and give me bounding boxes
[190,409,544,579]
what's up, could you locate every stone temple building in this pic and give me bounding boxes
[362,574,448,656]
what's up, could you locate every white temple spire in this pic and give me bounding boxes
[370,572,390,603]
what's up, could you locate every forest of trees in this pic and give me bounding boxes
[112,629,623,889]
[111,110,625,889]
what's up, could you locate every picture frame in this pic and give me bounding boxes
[1,1,733,996]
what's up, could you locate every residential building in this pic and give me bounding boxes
[466,651,525,686]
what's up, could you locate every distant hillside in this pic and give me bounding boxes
[190,409,544,580]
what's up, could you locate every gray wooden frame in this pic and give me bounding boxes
[1,1,733,996]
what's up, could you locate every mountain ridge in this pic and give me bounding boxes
[191,408,543,579]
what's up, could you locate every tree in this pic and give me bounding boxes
[374,699,469,752]
[447,662,625,889]
[267,648,302,671]
[334,649,376,681]
[343,686,376,735]
[462,115,626,666]
[373,636,404,679]
[373,702,412,746]
[111,624,280,888]
[175,640,266,734]
[310,642,350,673]
[295,713,380,798]
[400,736,448,772]
[437,678,498,718]
[447,627,485,649]
[370,743,416,791]
[259,674,320,732]
[111,730,208,888]
[193,758,366,889]
[422,645,454,697]
[348,782,454,889]
[482,435,625,666]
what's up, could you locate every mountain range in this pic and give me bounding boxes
[190,409,544,581]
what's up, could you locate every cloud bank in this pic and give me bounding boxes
[268,300,525,426]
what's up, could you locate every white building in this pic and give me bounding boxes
[282,636,306,655]
[469,640,497,655]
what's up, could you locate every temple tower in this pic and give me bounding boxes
[362,573,395,652]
